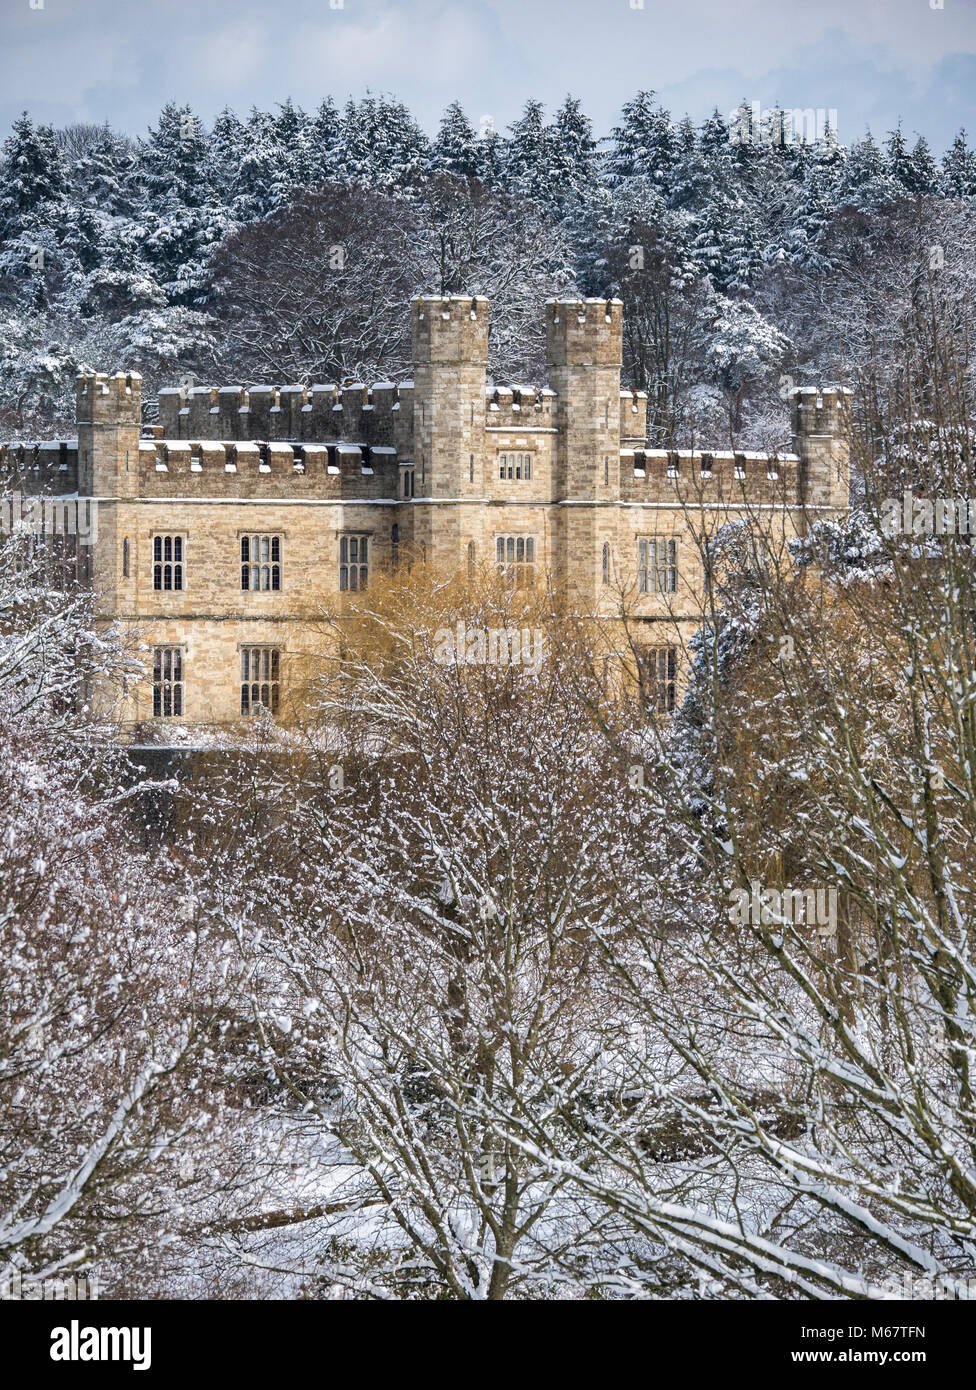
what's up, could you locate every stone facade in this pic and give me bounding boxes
[0,295,850,727]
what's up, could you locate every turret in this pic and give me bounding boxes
[545,299,623,500]
[76,371,142,498]
[791,386,851,512]
[411,294,488,500]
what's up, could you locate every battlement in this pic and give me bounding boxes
[156,380,413,449]
[620,448,802,505]
[0,440,79,495]
[411,293,490,366]
[135,437,400,500]
[77,371,142,425]
[791,386,851,440]
[620,389,648,442]
[545,298,624,368]
[486,384,556,429]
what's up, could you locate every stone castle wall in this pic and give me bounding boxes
[0,295,851,728]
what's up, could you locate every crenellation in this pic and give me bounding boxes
[621,448,802,504]
[791,385,851,440]
[244,386,275,442]
[157,386,184,437]
[186,386,216,435]
[486,385,555,431]
[0,440,80,495]
[620,388,648,442]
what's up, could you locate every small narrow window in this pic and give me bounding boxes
[602,542,610,586]
[467,539,476,576]
[391,523,400,570]
[122,537,130,578]
[469,453,475,483]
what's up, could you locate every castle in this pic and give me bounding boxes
[0,295,850,726]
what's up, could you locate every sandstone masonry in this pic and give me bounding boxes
[0,295,850,727]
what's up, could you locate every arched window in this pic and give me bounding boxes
[602,542,610,586]
[391,524,400,570]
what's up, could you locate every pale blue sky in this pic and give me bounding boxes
[2,0,975,151]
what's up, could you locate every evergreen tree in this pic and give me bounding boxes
[134,105,226,302]
[777,160,842,271]
[272,98,315,187]
[0,113,69,241]
[506,99,552,203]
[905,135,938,195]
[837,131,901,213]
[668,115,702,207]
[606,90,678,192]
[74,124,136,218]
[692,186,765,291]
[340,94,428,190]
[233,107,282,219]
[476,116,505,185]
[430,102,482,179]
[308,98,344,186]
[376,95,428,187]
[136,103,208,208]
[698,107,731,163]
[885,124,915,190]
[548,96,597,210]
[941,129,976,199]
[205,108,249,206]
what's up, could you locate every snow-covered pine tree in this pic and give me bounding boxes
[0,113,69,244]
[940,129,976,199]
[605,90,678,195]
[307,97,344,187]
[73,124,137,218]
[905,134,939,196]
[505,99,552,204]
[429,101,483,180]
[885,123,915,191]
[546,95,597,212]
